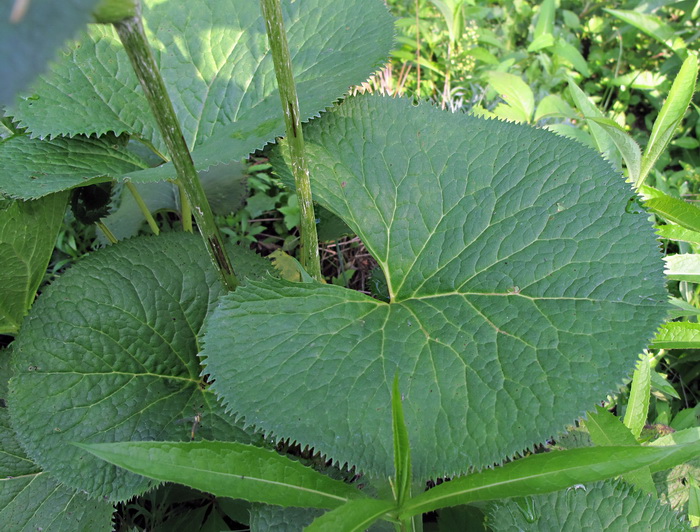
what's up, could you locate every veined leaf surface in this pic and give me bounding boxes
[1,353,114,530]
[0,134,148,200]
[201,95,667,479]
[8,233,270,501]
[488,480,690,531]
[12,0,394,182]
[0,192,68,334]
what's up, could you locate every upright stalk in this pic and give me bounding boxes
[260,0,322,281]
[111,6,238,290]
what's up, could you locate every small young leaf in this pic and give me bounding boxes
[585,405,655,495]
[392,374,411,508]
[652,322,700,349]
[689,477,700,527]
[645,193,700,232]
[656,225,700,246]
[637,53,699,188]
[551,38,590,76]
[534,94,577,122]
[624,354,652,439]
[650,369,681,400]
[566,79,621,168]
[665,254,700,283]
[78,440,363,509]
[527,0,555,52]
[584,117,641,181]
[305,499,396,532]
[486,71,534,123]
[399,443,700,518]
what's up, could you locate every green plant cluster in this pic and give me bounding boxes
[0,0,699,531]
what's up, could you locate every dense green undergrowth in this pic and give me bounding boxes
[1,0,699,530]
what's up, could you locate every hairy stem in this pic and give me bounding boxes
[113,10,238,290]
[260,0,322,281]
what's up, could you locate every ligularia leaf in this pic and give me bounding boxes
[201,95,667,479]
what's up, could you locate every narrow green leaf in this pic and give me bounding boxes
[399,443,700,518]
[656,225,700,245]
[528,0,555,52]
[392,375,411,508]
[667,295,700,318]
[305,499,396,532]
[650,369,681,400]
[646,194,700,232]
[604,9,687,57]
[665,254,700,283]
[624,354,652,439]
[652,322,700,349]
[689,477,700,527]
[585,117,641,181]
[670,406,700,431]
[0,192,68,334]
[566,79,621,168]
[486,71,534,123]
[637,53,699,188]
[650,428,700,447]
[78,440,363,509]
[585,406,656,495]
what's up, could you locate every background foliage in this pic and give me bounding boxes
[1,0,699,530]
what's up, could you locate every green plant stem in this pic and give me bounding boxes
[113,10,238,290]
[125,181,159,235]
[177,182,193,233]
[97,220,118,244]
[260,0,322,282]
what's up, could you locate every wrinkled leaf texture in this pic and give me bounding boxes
[487,480,690,531]
[10,0,394,183]
[8,233,270,501]
[202,95,668,479]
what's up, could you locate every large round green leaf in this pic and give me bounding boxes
[11,0,393,183]
[201,95,668,479]
[8,233,269,501]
